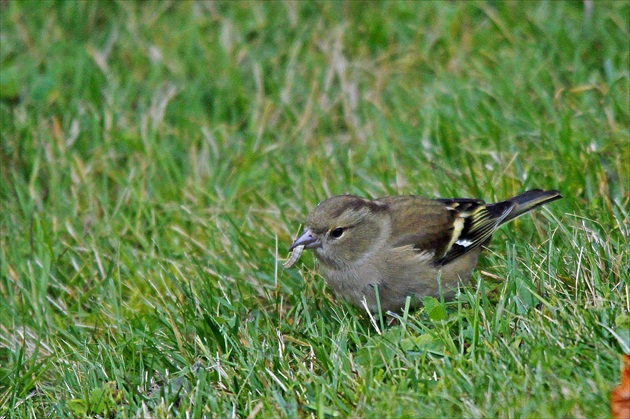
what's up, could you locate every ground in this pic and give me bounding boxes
[1,1,629,417]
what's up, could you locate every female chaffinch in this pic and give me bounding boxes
[286,189,561,312]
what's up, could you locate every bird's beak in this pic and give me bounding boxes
[289,228,321,251]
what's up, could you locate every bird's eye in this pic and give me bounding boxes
[330,227,344,238]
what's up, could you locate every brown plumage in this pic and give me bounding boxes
[288,189,562,312]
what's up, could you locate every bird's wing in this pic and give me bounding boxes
[379,196,515,266]
[435,198,515,264]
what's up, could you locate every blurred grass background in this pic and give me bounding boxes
[1,1,628,417]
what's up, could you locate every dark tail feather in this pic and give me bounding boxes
[490,189,562,224]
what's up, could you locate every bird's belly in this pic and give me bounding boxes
[321,250,480,312]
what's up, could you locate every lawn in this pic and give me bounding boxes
[1,1,629,417]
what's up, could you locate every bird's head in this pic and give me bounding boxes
[289,195,389,268]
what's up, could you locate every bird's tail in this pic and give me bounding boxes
[492,189,562,224]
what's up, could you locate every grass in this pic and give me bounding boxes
[1,1,629,417]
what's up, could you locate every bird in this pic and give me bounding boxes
[287,189,562,313]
